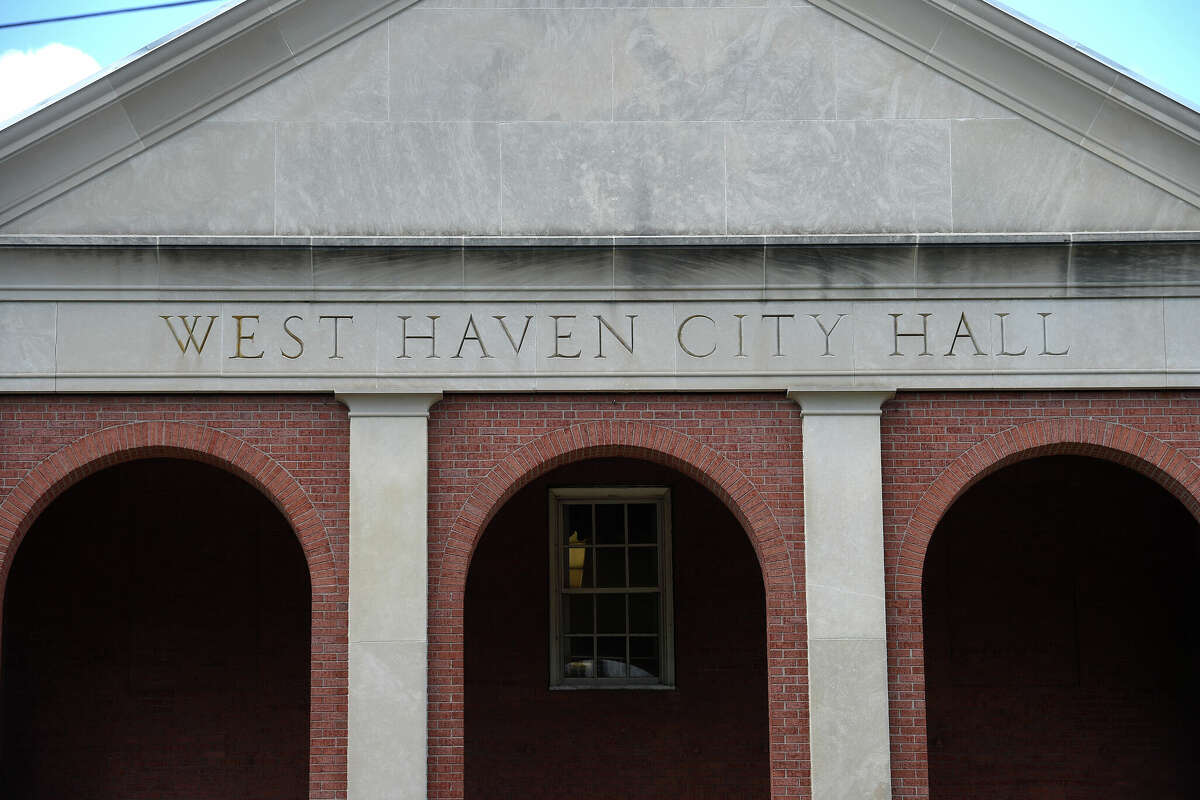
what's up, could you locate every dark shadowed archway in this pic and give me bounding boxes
[923,455,1200,798]
[1,458,311,799]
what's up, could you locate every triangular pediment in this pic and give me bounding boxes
[1,0,1197,236]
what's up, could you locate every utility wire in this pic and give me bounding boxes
[0,0,221,30]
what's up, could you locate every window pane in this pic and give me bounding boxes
[628,503,657,544]
[596,594,625,634]
[629,546,658,587]
[595,503,624,545]
[565,637,595,678]
[553,490,670,686]
[597,637,627,677]
[629,593,658,634]
[565,504,592,544]
[596,547,626,588]
[563,545,593,589]
[630,637,659,678]
[565,594,594,635]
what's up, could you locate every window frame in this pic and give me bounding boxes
[547,486,675,689]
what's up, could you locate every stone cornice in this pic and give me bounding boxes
[3,232,1200,248]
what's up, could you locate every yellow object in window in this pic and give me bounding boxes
[568,531,586,588]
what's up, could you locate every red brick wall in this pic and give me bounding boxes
[428,393,807,799]
[465,457,769,799]
[881,391,1200,798]
[0,395,349,799]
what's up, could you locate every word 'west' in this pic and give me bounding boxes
[158,310,1071,361]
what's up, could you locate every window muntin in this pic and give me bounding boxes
[548,487,674,688]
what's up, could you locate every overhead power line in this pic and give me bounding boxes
[0,0,219,30]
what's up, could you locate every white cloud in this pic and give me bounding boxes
[0,43,102,125]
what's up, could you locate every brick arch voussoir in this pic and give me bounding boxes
[0,421,336,593]
[894,418,1200,596]
[440,421,790,598]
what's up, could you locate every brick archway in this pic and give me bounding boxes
[887,416,1200,797]
[894,418,1200,595]
[0,419,343,798]
[429,419,805,799]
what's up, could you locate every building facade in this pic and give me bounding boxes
[1,0,1199,797]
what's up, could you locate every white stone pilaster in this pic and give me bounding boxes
[339,393,441,800]
[789,389,895,800]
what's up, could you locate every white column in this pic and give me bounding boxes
[339,393,441,800]
[789,389,894,800]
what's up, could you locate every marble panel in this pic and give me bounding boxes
[376,304,543,375]
[614,246,763,286]
[221,304,379,374]
[834,24,1015,120]
[348,409,430,644]
[929,14,1102,137]
[0,303,56,375]
[210,24,388,122]
[0,103,142,217]
[1165,299,1200,373]
[850,298,1164,374]
[671,301,855,375]
[158,246,313,288]
[0,246,159,288]
[1071,243,1200,287]
[57,302,226,376]
[3,123,275,235]
[314,247,465,287]
[917,244,1069,289]
[116,22,295,137]
[465,246,614,286]
[275,122,501,235]
[390,10,613,121]
[801,404,886,640]
[1088,99,1200,200]
[375,301,675,375]
[819,0,944,52]
[726,120,952,233]
[500,122,724,234]
[612,8,834,121]
[273,0,402,54]
[809,638,891,800]
[348,640,427,800]
[806,583,885,641]
[766,245,915,292]
[951,119,1200,232]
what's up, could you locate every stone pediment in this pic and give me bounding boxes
[0,0,1198,236]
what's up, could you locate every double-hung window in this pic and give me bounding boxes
[548,487,674,688]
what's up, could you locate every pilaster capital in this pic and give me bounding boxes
[337,392,442,418]
[786,388,895,417]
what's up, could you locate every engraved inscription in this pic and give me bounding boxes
[161,315,217,355]
[889,311,1070,359]
[678,314,717,359]
[152,306,1076,371]
[230,315,264,359]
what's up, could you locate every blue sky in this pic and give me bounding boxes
[996,0,1200,109]
[0,0,1198,123]
[0,0,227,122]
